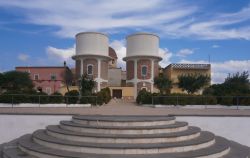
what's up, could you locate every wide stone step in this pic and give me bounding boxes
[18,134,230,158]
[72,115,176,126]
[2,147,37,158]
[32,130,215,154]
[46,125,201,143]
[223,141,250,158]
[59,121,188,134]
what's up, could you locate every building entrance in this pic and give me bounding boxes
[112,89,122,99]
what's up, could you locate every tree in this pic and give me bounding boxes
[178,74,210,94]
[224,71,249,94]
[80,74,96,96]
[1,71,33,92]
[154,74,172,94]
[203,71,250,96]
[0,73,4,93]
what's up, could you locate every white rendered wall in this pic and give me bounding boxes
[127,33,159,57]
[76,32,109,56]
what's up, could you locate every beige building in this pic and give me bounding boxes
[163,63,211,94]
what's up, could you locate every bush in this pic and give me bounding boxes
[79,95,97,105]
[89,88,111,105]
[65,90,79,104]
[0,90,28,104]
[136,89,152,104]
[101,88,111,104]
[49,92,64,103]
[37,92,49,104]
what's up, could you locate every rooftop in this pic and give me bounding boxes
[166,63,211,70]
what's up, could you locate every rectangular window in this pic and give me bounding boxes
[34,74,39,80]
[141,65,147,77]
[51,74,57,80]
[45,87,51,95]
[87,64,93,75]
[24,70,30,74]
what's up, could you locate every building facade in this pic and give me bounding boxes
[123,33,162,98]
[163,63,211,94]
[72,32,112,92]
[16,66,67,94]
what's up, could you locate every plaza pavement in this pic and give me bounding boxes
[0,99,250,116]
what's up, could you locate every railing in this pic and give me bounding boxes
[0,94,98,107]
[152,96,250,107]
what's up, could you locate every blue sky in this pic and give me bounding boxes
[0,0,249,83]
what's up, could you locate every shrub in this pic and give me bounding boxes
[37,92,49,104]
[136,89,152,104]
[49,92,64,103]
[101,88,111,104]
[0,90,28,104]
[65,90,79,104]
[79,95,97,105]
[217,96,233,105]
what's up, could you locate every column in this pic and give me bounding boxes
[80,58,83,76]
[151,59,154,93]
[134,59,138,99]
[97,58,101,91]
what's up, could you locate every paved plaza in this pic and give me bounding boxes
[1,99,250,116]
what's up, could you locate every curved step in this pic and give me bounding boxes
[60,121,188,134]
[2,147,37,158]
[18,134,230,158]
[223,141,250,158]
[72,115,176,126]
[46,125,201,143]
[32,130,215,154]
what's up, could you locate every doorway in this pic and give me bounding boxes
[112,89,122,99]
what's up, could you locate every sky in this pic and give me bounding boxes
[0,0,249,83]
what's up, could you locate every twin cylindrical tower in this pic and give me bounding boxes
[73,32,162,98]
[123,33,162,98]
[72,32,112,92]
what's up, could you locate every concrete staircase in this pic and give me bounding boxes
[1,115,250,158]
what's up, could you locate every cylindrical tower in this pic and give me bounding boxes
[123,33,162,99]
[72,32,112,92]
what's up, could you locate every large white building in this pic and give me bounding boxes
[72,32,162,99]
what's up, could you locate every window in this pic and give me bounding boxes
[45,87,51,95]
[141,65,147,77]
[87,64,93,75]
[24,70,30,74]
[51,74,57,80]
[112,59,115,64]
[34,74,39,80]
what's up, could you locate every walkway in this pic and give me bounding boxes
[1,99,250,116]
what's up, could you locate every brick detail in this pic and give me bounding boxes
[82,58,98,78]
[137,59,151,80]
[75,60,81,79]
[126,60,134,80]
[137,82,152,93]
[154,61,159,78]
[101,60,108,80]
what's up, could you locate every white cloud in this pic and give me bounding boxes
[1,1,250,40]
[110,40,126,70]
[212,45,220,48]
[159,48,173,68]
[46,45,75,66]
[179,59,250,83]
[176,49,194,57]
[18,53,29,61]
[0,0,197,38]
